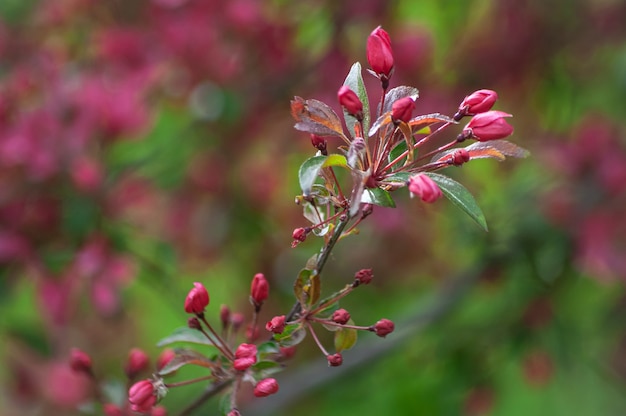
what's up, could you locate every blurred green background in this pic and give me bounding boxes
[1,0,626,415]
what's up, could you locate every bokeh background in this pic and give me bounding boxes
[1,0,626,415]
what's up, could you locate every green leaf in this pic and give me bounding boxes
[273,323,306,347]
[343,62,370,137]
[157,348,218,376]
[157,327,219,348]
[388,140,408,168]
[323,154,348,168]
[293,269,320,308]
[298,155,327,196]
[425,173,488,231]
[334,321,358,352]
[257,341,281,357]
[362,188,396,208]
[381,171,411,183]
[252,360,284,377]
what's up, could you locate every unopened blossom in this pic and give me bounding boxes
[310,134,327,154]
[184,282,209,314]
[233,343,257,371]
[157,349,176,372]
[458,89,498,117]
[220,304,231,329]
[337,85,363,118]
[331,309,351,325]
[464,111,514,142]
[372,319,395,337]
[125,348,150,379]
[128,379,156,414]
[69,348,92,375]
[103,403,123,416]
[327,353,343,367]
[250,273,269,306]
[254,378,279,397]
[354,268,373,285]
[266,315,286,334]
[451,149,470,166]
[151,406,168,416]
[391,96,415,123]
[408,174,442,203]
[367,26,394,80]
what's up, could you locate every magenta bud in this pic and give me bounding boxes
[265,315,286,334]
[464,111,514,142]
[458,89,498,117]
[367,26,394,80]
[372,319,395,337]
[125,348,150,379]
[250,273,269,307]
[331,309,351,325]
[157,349,176,372]
[188,317,202,330]
[327,353,343,367]
[451,149,470,166]
[354,268,373,285]
[128,379,156,414]
[408,174,442,203]
[233,343,258,371]
[151,406,168,416]
[184,282,209,314]
[310,134,327,153]
[254,378,279,397]
[69,348,92,375]
[103,403,123,416]
[337,85,363,118]
[220,304,231,329]
[391,97,415,123]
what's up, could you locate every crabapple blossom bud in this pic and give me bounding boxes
[69,348,92,375]
[292,227,307,242]
[354,268,373,285]
[457,89,498,119]
[233,343,257,371]
[372,319,395,337]
[128,379,156,414]
[103,403,123,416]
[310,134,327,154]
[228,410,242,416]
[265,315,286,334]
[408,174,442,203]
[151,406,168,416]
[220,304,231,329]
[184,282,209,314]
[327,353,343,367]
[246,324,260,342]
[451,149,470,166]
[391,97,415,123]
[188,317,202,330]
[254,378,279,397]
[231,312,245,331]
[157,349,176,372]
[250,273,269,308]
[337,86,363,118]
[367,26,394,82]
[464,111,514,142]
[331,309,351,325]
[125,348,150,379]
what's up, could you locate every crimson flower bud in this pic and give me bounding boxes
[451,149,470,166]
[265,315,286,334]
[125,348,150,379]
[327,353,343,367]
[250,273,269,307]
[231,312,245,331]
[184,282,209,314]
[254,378,279,397]
[292,227,307,242]
[228,410,242,416]
[157,349,176,372]
[367,26,394,81]
[458,89,498,118]
[220,304,231,329]
[310,134,327,154]
[233,343,257,371]
[69,348,92,375]
[188,317,202,330]
[331,309,351,325]
[372,319,395,337]
[354,268,373,285]
[391,97,415,123]
[337,86,363,118]
[103,403,123,416]
[246,324,260,342]
[151,406,167,416]
[464,111,514,142]
[408,174,442,203]
[128,379,156,414]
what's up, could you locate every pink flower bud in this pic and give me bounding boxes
[69,348,92,375]
[125,348,150,379]
[254,377,279,397]
[451,149,470,166]
[233,343,257,371]
[184,282,209,314]
[367,26,394,79]
[391,97,415,123]
[464,111,514,142]
[128,379,156,414]
[292,227,307,242]
[265,315,286,334]
[188,317,202,330]
[408,174,442,203]
[372,319,395,337]
[337,86,363,117]
[228,410,242,416]
[151,406,168,416]
[310,134,327,153]
[354,268,373,285]
[246,324,260,342]
[250,273,269,306]
[157,349,176,372]
[331,309,351,325]
[103,403,123,416]
[327,353,343,367]
[231,312,245,331]
[459,89,498,116]
[220,304,231,329]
